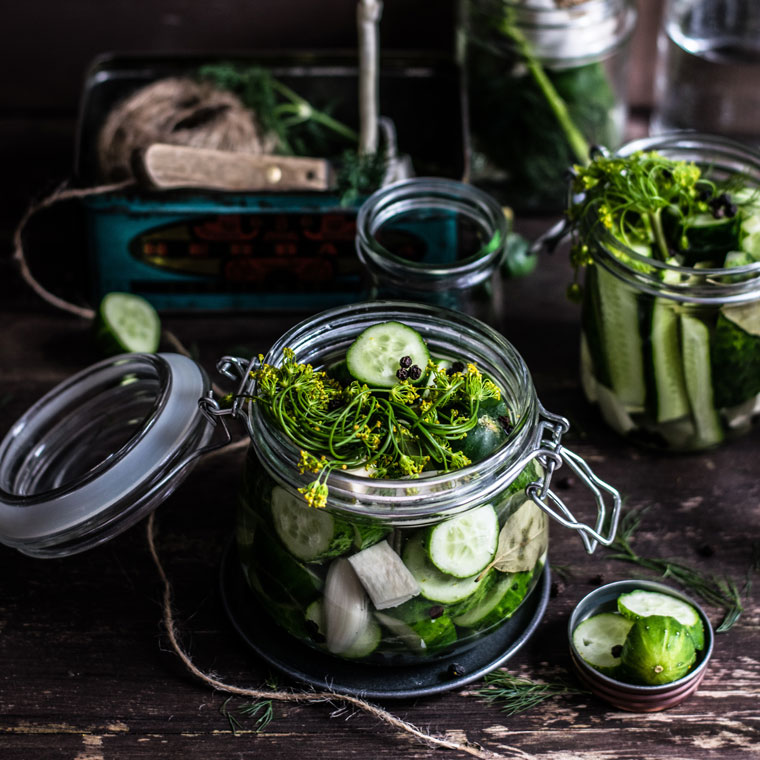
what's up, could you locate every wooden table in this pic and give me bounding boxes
[0,213,758,760]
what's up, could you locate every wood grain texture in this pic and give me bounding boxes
[0,214,758,759]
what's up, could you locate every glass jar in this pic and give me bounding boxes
[577,133,760,451]
[459,0,637,211]
[355,178,509,326]
[230,301,620,666]
[652,0,760,144]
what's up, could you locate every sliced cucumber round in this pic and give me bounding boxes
[617,589,704,650]
[402,533,484,604]
[572,612,634,675]
[426,504,498,578]
[270,486,353,562]
[95,292,161,355]
[451,570,532,630]
[374,610,457,655]
[346,321,430,387]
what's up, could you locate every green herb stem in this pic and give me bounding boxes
[478,670,588,716]
[607,510,746,632]
[503,23,590,166]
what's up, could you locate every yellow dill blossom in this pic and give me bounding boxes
[299,479,328,508]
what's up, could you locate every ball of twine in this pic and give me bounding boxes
[97,77,269,182]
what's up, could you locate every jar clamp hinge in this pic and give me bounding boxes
[519,404,621,554]
[171,355,261,470]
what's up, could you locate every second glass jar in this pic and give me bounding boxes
[459,0,637,211]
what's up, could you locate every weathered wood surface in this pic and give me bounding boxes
[0,217,758,759]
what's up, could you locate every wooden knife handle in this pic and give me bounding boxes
[137,143,331,192]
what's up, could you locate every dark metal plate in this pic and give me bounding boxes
[219,542,550,700]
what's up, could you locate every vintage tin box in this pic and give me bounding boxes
[75,53,465,311]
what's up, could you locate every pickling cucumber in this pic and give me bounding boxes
[270,486,353,562]
[572,612,633,675]
[402,533,484,604]
[617,589,704,650]
[621,614,697,685]
[425,504,499,578]
[346,321,430,387]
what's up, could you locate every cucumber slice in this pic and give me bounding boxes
[270,486,353,562]
[621,615,697,685]
[346,321,430,387]
[402,533,484,604]
[95,292,161,354]
[650,267,690,423]
[617,589,704,650]
[680,313,724,447]
[712,304,760,409]
[451,570,532,630]
[374,610,457,655]
[580,332,599,403]
[241,518,323,608]
[426,504,499,578]
[572,612,633,675]
[595,265,646,409]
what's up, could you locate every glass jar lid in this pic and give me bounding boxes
[0,353,212,558]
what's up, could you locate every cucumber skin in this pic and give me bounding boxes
[451,569,533,630]
[594,265,647,409]
[711,310,760,409]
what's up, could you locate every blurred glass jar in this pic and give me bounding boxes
[355,178,511,326]
[577,134,760,451]
[652,0,760,145]
[459,0,637,212]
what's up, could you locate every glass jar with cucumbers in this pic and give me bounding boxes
[224,301,621,667]
[567,134,760,451]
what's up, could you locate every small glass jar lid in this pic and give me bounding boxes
[0,352,212,558]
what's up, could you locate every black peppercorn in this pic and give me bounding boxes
[408,365,422,380]
[396,368,409,381]
[429,605,444,619]
[399,355,412,368]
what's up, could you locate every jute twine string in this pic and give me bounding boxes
[145,511,517,759]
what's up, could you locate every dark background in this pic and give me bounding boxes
[0,0,664,302]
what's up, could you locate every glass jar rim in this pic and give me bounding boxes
[468,0,637,68]
[355,178,509,293]
[583,132,760,304]
[247,301,540,524]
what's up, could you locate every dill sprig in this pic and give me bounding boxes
[198,63,358,156]
[220,697,274,735]
[606,509,746,633]
[478,670,588,716]
[250,349,505,507]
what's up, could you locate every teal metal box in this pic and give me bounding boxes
[76,53,465,311]
[84,191,362,311]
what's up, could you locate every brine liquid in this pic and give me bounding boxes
[652,2,760,144]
